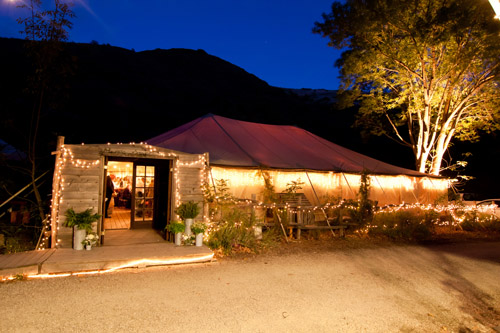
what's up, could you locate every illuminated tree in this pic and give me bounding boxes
[314,0,500,175]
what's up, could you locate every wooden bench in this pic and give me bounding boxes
[258,222,350,240]
[296,225,348,239]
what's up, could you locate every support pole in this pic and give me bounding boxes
[276,213,289,243]
[306,171,336,237]
[50,136,65,248]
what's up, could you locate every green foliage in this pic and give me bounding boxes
[206,207,273,255]
[0,218,41,254]
[13,274,27,281]
[357,170,375,224]
[81,232,98,247]
[203,178,239,222]
[213,179,235,205]
[283,178,305,201]
[201,181,216,203]
[175,201,200,219]
[203,179,235,205]
[314,0,500,174]
[460,211,500,232]
[191,222,207,234]
[1,236,34,254]
[370,210,434,241]
[259,170,279,204]
[341,171,376,226]
[63,208,100,233]
[166,221,185,234]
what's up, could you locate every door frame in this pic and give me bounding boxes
[102,156,173,236]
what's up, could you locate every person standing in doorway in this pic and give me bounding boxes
[105,174,115,218]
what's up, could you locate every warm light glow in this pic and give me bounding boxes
[1,253,214,281]
[489,0,500,19]
[210,167,448,206]
[373,175,413,191]
[421,177,449,191]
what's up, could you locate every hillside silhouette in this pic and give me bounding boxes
[0,37,497,197]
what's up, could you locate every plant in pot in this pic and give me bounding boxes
[64,208,101,250]
[175,201,200,237]
[191,222,207,247]
[82,232,99,250]
[166,220,185,246]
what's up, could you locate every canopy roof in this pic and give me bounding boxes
[147,114,429,177]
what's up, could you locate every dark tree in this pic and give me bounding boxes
[16,0,75,222]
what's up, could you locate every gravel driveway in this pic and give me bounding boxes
[1,240,499,332]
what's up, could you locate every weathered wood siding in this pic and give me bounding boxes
[174,153,207,221]
[53,143,206,248]
[56,145,102,248]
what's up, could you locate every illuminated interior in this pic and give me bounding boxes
[105,161,134,230]
[105,161,157,231]
[209,166,449,206]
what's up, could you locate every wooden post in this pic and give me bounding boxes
[50,136,65,248]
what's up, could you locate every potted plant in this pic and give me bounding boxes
[191,222,207,247]
[175,201,200,237]
[64,208,101,250]
[82,232,99,250]
[166,220,185,246]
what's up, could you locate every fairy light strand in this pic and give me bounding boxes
[49,142,207,249]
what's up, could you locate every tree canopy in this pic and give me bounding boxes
[314,0,500,175]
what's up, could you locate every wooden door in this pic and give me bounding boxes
[153,160,172,234]
[131,163,155,228]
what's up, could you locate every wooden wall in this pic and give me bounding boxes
[174,152,207,221]
[53,143,206,248]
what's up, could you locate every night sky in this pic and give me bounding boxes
[0,0,342,89]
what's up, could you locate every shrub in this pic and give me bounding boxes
[191,222,207,234]
[369,209,433,241]
[64,208,100,232]
[175,201,200,219]
[166,221,185,234]
[339,170,376,226]
[460,211,500,232]
[206,207,277,255]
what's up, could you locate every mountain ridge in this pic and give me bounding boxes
[1,37,496,197]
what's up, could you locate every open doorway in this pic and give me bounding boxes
[103,158,172,245]
[104,161,133,230]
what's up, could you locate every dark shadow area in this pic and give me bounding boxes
[428,246,500,330]
[423,240,500,265]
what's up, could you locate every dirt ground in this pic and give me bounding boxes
[1,237,499,332]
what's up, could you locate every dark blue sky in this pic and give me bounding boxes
[0,0,342,89]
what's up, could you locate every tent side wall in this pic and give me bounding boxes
[209,166,449,206]
[51,142,206,248]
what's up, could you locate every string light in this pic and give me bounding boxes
[50,142,207,248]
[49,141,458,249]
[209,166,450,206]
[0,253,215,281]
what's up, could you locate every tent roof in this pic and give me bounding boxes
[147,114,430,177]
